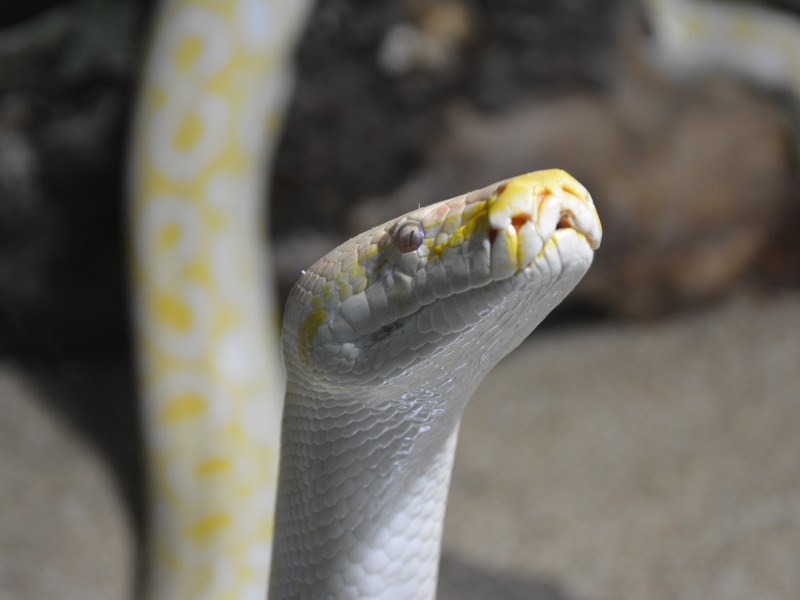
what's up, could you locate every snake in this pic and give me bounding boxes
[128,1,601,599]
[269,170,601,598]
[641,0,800,96]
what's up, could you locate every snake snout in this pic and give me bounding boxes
[485,170,601,277]
[542,180,602,252]
[555,207,601,251]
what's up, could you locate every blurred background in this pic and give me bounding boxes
[1,0,799,598]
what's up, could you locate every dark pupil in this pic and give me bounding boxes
[400,225,420,251]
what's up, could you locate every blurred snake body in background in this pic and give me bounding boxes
[129,1,601,599]
[129,1,310,598]
[642,0,800,96]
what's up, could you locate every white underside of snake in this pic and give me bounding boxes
[129,1,601,599]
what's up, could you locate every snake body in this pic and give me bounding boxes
[270,170,601,598]
[129,1,309,598]
[130,2,601,599]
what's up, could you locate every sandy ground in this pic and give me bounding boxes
[0,368,132,600]
[1,291,799,599]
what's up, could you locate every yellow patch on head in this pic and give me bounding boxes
[489,169,588,225]
[431,204,488,257]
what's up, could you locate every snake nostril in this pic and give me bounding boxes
[511,216,528,233]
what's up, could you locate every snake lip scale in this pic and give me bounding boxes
[270,169,602,599]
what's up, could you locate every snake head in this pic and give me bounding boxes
[284,169,601,395]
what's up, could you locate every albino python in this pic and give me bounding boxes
[642,0,800,96]
[129,1,600,599]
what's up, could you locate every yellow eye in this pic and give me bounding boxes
[393,222,425,253]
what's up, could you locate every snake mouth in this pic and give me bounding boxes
[484,171,601,279]
[489,210,598,249]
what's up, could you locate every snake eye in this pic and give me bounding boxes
[394,222,425,253]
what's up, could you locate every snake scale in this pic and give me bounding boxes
[129,1,600,598]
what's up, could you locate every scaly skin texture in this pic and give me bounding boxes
[270,171,602,599]
[128,1,308,598]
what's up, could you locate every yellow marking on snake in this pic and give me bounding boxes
[190,514,233,543]
[130,0,311,598]
[153,293,193,332]
[162,392,207,423]
[299,309,327,364]
[174,35,204,72]
[430,204,488,257]
[196,458,232,477]
[173,112,204,152]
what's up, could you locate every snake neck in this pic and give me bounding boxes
[268,387,465,600]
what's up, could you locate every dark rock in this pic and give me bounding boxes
[351,55,792,316]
